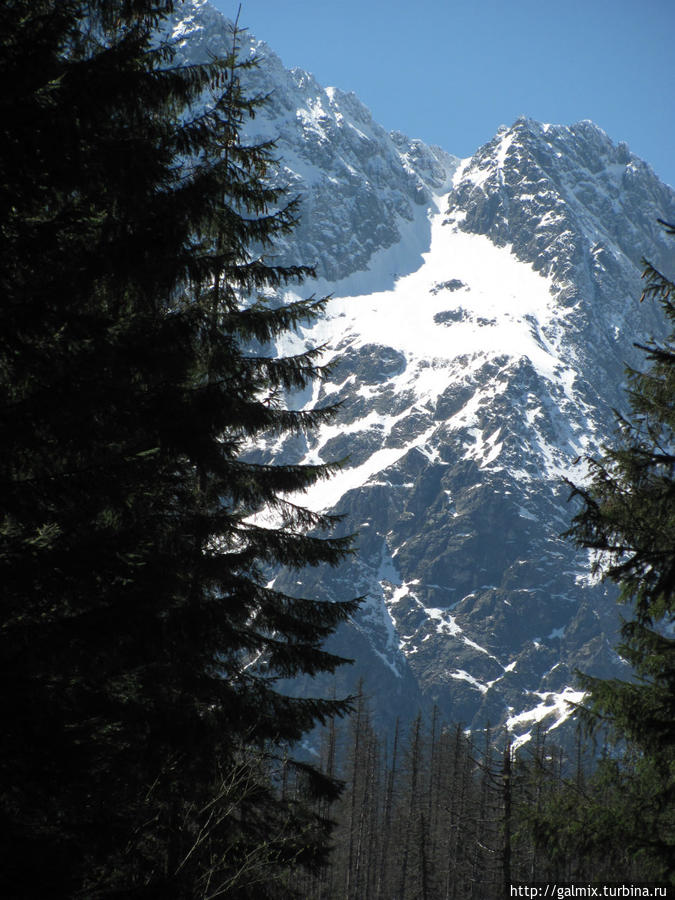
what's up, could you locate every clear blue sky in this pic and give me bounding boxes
[210,0,674,190]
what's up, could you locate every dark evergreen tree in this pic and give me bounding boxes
[0,2,358,896]
[563,222,675,881]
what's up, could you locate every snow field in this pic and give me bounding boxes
[279,191,593,512]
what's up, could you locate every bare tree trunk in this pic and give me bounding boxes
[376,719,399,900]
[344,696,361,898]
[399,713,423,899]
[502,741,512,898]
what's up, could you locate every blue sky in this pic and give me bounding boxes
[210,0,674,190]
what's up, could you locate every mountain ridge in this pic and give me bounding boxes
[170,1,675,749]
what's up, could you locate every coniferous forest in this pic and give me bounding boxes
[1,2,673,897]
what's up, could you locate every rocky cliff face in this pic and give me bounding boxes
[170,2,675,748]
[168,1,458,282]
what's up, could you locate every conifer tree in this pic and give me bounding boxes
[0,2,358,896]
[565,221,675,880]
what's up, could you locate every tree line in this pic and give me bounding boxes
[1,0,673,896]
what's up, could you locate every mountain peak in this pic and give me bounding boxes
[447,115,673,288]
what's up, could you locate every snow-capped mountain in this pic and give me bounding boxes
[168,1,457,283]
[170,2,675,748]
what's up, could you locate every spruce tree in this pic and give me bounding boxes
[0,2,358,896]
[565,221,675,880]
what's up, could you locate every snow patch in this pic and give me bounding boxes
[507,688,586,749]
[449,669,489,694]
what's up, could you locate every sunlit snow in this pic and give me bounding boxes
[506,687,586,749]
[280,190,588,513]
